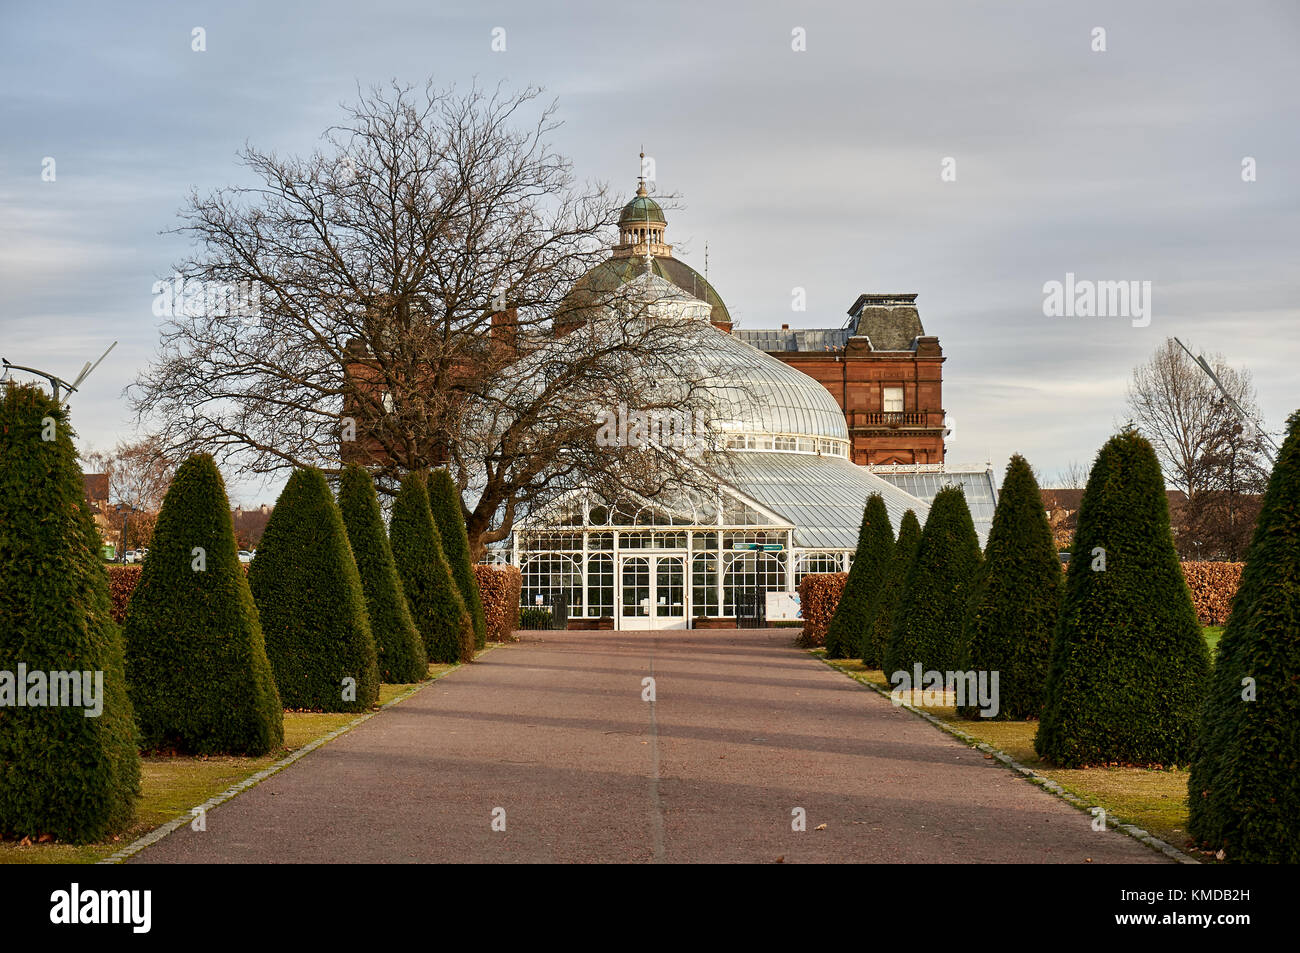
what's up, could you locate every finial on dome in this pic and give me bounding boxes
[636,148,647,197]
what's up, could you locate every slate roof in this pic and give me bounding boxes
[736,294,927,354]
[732,328,852,352]
[846,293,926,351]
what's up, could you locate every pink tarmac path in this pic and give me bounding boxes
[130,628,1167,864]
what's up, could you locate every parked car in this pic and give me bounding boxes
[124,550,139,564]
[238,551,253,564]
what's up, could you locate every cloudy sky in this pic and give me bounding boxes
[2,0,1297,503]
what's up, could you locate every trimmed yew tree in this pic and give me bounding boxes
[123,454,283,753]
[1189,411,1300,863]
[958,455,1062,719]
[863,509,922,668]
[825,494,895,660]
[249,468,379,711]
[884,488,982,676]
[390,472,474,664]
[428,468,487,650]
[1035,431,1209,768]
[338,464,428,683]
[0,384,140,842]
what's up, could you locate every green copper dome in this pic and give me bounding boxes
[619,194,666,227]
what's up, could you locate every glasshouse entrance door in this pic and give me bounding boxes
[619,555,687,630]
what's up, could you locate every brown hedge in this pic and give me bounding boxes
[474,564,522,642]
[804,562,1241,636]
[798,572,847,648]
[106,565,142,623]
[1181,561,1243,625]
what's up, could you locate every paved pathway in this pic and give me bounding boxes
[132,629,1167,863]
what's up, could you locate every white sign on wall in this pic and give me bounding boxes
[766,591,802,621]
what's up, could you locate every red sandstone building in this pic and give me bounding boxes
[734,293,946,466]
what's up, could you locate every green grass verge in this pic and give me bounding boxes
[1202,625,1223,656]
[815,651,1200,856]
[0,655,478,864]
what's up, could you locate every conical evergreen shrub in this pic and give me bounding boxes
[249,468,379,711]
[884,487,982,676]
[1035,431,1209,768]
[1189,411,1300,862]
[862,509,921,668]
[428,468,487,650]
[338,464,428,683]
[825,494,894,659]
[0,383,140,842]
[958,455,1062,719]
[123,454,283,753]
[390,472,474,664]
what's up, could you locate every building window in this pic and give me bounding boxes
[692,552,719,616]
[883,387,904,413]
[587,553,614,617]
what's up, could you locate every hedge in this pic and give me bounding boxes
[428,469,487,650]
[825,494,894,660]
[338,465,428,683]
[797,573,847,648]
[1189,409,1300,863]
[959,455,1062,720]
[807,556,1243,641]
[249,468,380,712]
[106,565,143,623]
[863,509,923,668]
[0,383,141,843]
[390,472,474,664]
[1180,561,1243,626]
[1035,431,1210,768]
[121,454,283,755]
[884,487,983,676]
[473,564,522,642]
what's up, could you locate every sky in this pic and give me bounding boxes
[2,0,1297,505]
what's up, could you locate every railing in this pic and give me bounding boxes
[734,590,767,628]
[852,411,930,427]
[520,592,569,630]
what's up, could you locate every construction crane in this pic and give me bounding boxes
[1173,336,1279,466]
[1,342,117,408]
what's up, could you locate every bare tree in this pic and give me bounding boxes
[1051,460,1089,489]
[132,81,731,555]
[1124,337,1269,558]
[1124,338,1263,498]
[80,436,174,549]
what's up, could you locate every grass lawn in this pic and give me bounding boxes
[1203,625,1224,656]
[0,659,468,865]
[813,628,1223,859]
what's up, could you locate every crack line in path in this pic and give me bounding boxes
[646,636,665,864]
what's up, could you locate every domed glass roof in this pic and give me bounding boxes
[608,272,850,450]
[683,320,850,449]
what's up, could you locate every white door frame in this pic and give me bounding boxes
[617,553,687,630]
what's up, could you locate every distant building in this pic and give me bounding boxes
[232,504,273,549]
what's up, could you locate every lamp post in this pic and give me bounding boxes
[115,502,137,562]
